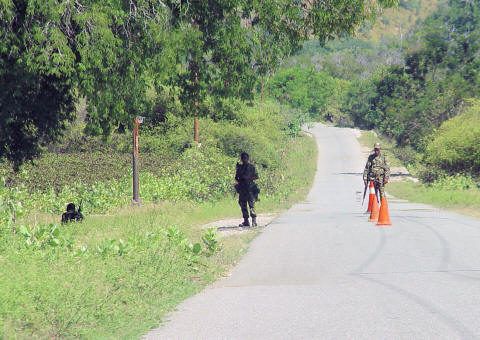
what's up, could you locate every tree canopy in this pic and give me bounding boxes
[0,0,398,167]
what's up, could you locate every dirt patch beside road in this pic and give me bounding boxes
[201,213,278,237]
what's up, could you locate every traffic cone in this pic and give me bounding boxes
[376,197,392,226]
[368,194,379,222]
[366,181,375,213]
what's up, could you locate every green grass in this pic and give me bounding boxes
[357,130,404,167]
[0,133,317,339]
[388,181,480,220]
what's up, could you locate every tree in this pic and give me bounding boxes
[165,0,259,142]
[166,0,399,141]
[0,0,78,168]
[0,0,170,167]
[1,0,399,165]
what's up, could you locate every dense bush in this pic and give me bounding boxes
[266,66,350,122]
[429,174,479,191]
[0,101,307,218]
[422,100,480,178]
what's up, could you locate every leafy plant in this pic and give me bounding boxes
[202,228,219,256]
[97,239,130,256]
[17,224,72,250]
[430,174,478,191]
[0,176,25,231]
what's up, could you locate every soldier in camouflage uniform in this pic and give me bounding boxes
[363,143,390,199]
[235,152,259,227]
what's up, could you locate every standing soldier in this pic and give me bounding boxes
[235,152,259,227]
[363,143,390,199]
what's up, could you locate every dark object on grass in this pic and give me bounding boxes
[61,201,84,224]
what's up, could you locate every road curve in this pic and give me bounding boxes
[144,124,480,340]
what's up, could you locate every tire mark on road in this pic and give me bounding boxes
[356,274,477,340]
[350,217,477,339]
[400,216,450,271]
[351,226,387,274]
[401,216,480,281]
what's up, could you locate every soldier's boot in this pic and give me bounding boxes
[251,216,257,227]
[239,219,250,228]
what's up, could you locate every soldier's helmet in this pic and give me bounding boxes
[374,142,381,149]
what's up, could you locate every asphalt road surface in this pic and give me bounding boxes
[145,124,480,340]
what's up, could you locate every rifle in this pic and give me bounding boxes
[78,199,83,214]
[362,180,368,206]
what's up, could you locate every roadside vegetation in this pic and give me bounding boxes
[357,130,404,168]
[388,180,480,219]
[0,99,318,338]
[2,0,402,337]
[267,0,480,216]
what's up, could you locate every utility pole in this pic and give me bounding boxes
[132,116,144,204]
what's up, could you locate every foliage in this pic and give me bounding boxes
[352,0,480,149]
[358,0,439,42]
[285,38,404,82]
[0,117,318,339]
[304,0,480,181]
[267,67,350,122]
[18,223,73,250]
[429,174,479,191]
[0,101,311,220]
[202,228,219,256]
[0,176,25,230]
[1,0,398,167]
[0,0,171,166]
[96,238,131,256]
[422,99,480,178]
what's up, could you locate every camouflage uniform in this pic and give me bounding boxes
[235,163,258,221]
[363,152,390,199]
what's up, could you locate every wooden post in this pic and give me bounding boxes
[132,117,140,204]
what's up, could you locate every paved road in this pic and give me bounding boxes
[145,124,480,340]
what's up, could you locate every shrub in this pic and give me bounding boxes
[423,99,480,177]
[392,145,418,165]
[429,174,479,190]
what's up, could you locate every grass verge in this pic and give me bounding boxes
[0,133,317,339]
[388,182,480,220]
[357,129,480,220]
[357,130,404,167]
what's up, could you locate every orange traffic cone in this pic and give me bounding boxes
[376,197,392,226]
[366,181,375,213]
[368,194,379,222]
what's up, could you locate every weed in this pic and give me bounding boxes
[430,174,479,191]
[17,223,73,250]
[202,228,219,256]
[97,238,131,256]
